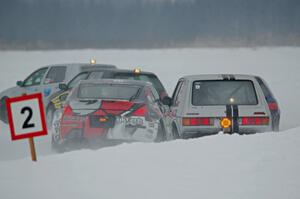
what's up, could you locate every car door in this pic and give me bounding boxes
[49,69,88,111]
[150,86,172,139]
[22,67,49,97]
[145,87,162,120]
[23,66,67,105]
[41,66,67,104]
[168,79,186,133]
[170,80,184,117]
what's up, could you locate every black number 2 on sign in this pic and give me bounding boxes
[21,106,35,129]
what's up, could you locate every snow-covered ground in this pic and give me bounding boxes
[0,128,300,199]
[0,48,299,198]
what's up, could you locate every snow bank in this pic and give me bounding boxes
[0,129,299,199]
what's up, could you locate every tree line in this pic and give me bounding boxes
[0,0,299,49]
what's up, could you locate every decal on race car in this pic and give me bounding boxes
[51,92,69,109]
[44,88,52,97]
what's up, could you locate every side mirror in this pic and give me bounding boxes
[162,96,172,106]
[59,83,68,91]
[16,81,23,87]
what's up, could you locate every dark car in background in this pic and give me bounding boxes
[45,65,117,126]
[47,68,168,128]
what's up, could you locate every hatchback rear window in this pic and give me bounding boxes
[192,80,258,106]
[78,83,141,100]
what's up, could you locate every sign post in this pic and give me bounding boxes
[6,93,48,162]
[28,137,37,161]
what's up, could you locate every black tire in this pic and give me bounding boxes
[172,124,180,139]
[46,104,55,130]
[155,121,167,142]
[0,97,8,124]
[272,115,280,132]
[51,135,66,153]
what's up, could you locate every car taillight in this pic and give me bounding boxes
[241,117,269,125]
[268,102,279,111]
[182,117,213,126]
[62,104,82,121]
[131,105,148,116]
[63,104,73,115]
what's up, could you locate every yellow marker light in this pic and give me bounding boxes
[133,68,141,74]
[229,97,235,104]
[220,118,232,129]
[99,117,108,122]
[90,58,96,65]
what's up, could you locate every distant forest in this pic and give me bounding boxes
[0,0,299,49]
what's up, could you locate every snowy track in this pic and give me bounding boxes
[0,129,300,199]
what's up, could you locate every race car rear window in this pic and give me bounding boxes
[78,83,141,100]
[192,80,258,106]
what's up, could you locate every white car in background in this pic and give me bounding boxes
[162,74,280,138]
[0,62,116,123]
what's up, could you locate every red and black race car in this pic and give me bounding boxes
[52,79,170,151]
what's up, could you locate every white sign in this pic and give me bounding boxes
[6,93,47,140]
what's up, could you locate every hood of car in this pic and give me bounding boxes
[0,86,25,99]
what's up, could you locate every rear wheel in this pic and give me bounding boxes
[50,109,65,152]
[51,136,66,153]
[272,115,280,132]
[155,121,167,142]
[172,124,180,139]
[0,97,8,124]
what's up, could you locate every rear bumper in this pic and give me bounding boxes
[181,125,272,136]
[60,116,159,143]
[106,120,159,142]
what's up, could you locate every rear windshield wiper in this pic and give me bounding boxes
[129,88,141,101]
[79,99,98,104]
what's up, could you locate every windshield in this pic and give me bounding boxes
[78,83,141,100]
[192,80,258,106]
[68,72,89,89]
[113,73,165,94]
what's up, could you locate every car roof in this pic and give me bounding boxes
[79,79,153,87]
[86,68,157,76]
[182,74,258,81]
[46,63,116,70]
